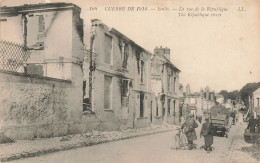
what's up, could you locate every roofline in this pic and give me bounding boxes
[152,52,181,72]
[0,3,81,16]
[109,27,152,56]
[165,62,181,72]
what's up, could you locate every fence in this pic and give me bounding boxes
[0,40,31,72]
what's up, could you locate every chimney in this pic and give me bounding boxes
[154,46,170,60]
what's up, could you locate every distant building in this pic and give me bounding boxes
[252,88,260,108]
[215,94,224,104]
[225,99,234,110]
[151,46,181,124]
[183,86,216,118]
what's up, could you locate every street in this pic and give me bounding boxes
[8,120,259,163]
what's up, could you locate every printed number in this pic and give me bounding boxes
[238,7,245,12]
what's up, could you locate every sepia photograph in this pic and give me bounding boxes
[0,0,259,162]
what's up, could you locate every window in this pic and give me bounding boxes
[173,77,176,93]
[140,60,145,83]
[83,80,86,97]
[26,14,45,50]
[156,97,159,116]
[136,52,145,84]
[168,99,171,115]
[122,79,129,97]
[136,51,140,74]
[156,104,159,116]
[38,15,45,33]
[104,75,112,109]
[168,75,171,92]
[257,98,259,107]
[140,93,144,117]
[122,43,129,69]
[104,34,112,64]
[173,100,176,114]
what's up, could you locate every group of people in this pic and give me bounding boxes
[180,114,214,152]
[247,114,260,133]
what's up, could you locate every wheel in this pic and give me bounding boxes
[221,131,225,137]
[244,136,253,143]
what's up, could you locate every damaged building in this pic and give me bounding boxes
[84,19,154,129]
[151,46,181,125]
[0,2,182,140]
[0,3,84,139]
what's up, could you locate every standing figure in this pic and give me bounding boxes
[247,115,257,133]
[257,116,260,133]
[181,114,198,150]
[200,116,214,152]
[198,116,202,124]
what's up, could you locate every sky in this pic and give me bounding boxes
[1,0,260,93]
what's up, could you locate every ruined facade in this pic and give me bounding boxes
[85,19,153,129]
[183,86,216,118]
[151,46,181,124]
[0,3,184,139]
[0,3,84,139]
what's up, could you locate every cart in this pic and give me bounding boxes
[210,105,231,138]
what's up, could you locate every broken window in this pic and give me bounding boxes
[83,80,91,112]
[121,79,129,97]
[173,77,176,93]
[136,51,140,74]
[168,99,171,115]
[104,34,112,64]
[38,15,45,33]
[104,75,112,109]
[156,100,159,116]
[168,75,171,92]
[27,14,45,50]
[83,80,86,97]
[173,100,176,115]
[140,93,144,117]
[122,44,129,69]
[36,15,45,43]
[140,59,145,84]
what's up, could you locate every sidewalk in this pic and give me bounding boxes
[0,124,176,162]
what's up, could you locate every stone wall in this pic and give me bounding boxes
[0,70,76,139]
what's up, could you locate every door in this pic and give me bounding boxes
[140,93,144,117]
[162,101,165,121]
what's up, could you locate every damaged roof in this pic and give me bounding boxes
[163,55,181,72]
[0,3,81,16]
[109,27,153,56]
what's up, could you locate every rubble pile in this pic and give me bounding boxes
[0,125,175,162]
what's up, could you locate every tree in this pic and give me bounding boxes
[227,90,240,101]
[219,90,228,101]
[240,82,260,107]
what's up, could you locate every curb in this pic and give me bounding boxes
[1,128,174,162]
